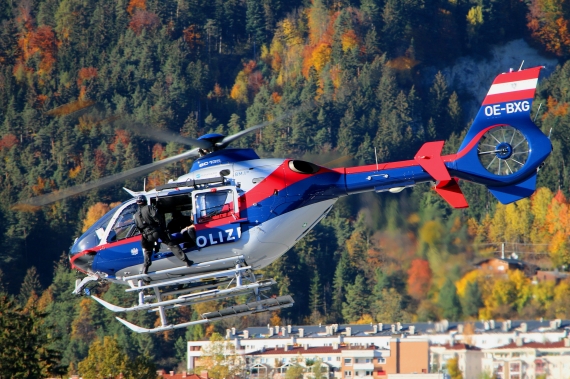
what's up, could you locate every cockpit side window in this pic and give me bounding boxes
[108,203,140,242]
[195,189,237,224]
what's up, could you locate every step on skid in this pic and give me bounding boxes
[90,256,294,333]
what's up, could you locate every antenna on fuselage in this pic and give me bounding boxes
[518,60,525,71]
[374,147,379,172]
[143,178,146,192]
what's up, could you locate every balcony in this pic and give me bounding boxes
[353,363,374,370]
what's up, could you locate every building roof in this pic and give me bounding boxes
[474,257,527,267]
[492,340,570,350]
[247,344,377,355]
[234,320,570,340]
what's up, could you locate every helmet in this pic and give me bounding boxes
[135,195,147,204]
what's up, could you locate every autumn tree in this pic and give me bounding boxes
[527,0,570,58]
[197,332,245,379]
[77,336,155,379]
[407,259,432,300]
[446,356,463,379]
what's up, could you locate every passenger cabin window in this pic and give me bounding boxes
[194,188,238,224]
[108,203,139,242]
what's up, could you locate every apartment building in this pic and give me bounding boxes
[187,319,570,378]
[482,338,570,379]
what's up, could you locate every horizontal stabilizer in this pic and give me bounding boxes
[488,173,537,204]
[414,141,451,182]
[434,179,469,209]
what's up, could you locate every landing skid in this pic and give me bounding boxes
[90,256,294,333]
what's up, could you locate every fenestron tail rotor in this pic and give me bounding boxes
[477,125,530,176]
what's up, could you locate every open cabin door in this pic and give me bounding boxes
[192,186,242,248]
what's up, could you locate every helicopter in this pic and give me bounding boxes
[22,66,552,333]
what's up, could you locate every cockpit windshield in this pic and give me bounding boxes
[70,203,123,254]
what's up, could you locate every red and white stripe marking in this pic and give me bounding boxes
[482,67,542,105]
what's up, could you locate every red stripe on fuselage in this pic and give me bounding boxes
[239,160,334,207]
[336,125,498,175]
[482,89,536,105]
[491,67,541,85]
[333,159,418,174]
[70,235,141,269]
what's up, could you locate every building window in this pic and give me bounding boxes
[377,358,385,364]
[345,358,353,366]
[345,371,352,377]
[365,371,372,376]
[337,357,341,362]
[510,362,520,373]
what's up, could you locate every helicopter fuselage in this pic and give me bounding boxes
[69,148,439,283]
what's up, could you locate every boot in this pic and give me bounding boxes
[185,259,194,267]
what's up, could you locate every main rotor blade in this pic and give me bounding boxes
[216,103,312,148]
[17,148,200,207]
[124,124,212,150]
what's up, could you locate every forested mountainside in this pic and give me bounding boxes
[2,0,570,375]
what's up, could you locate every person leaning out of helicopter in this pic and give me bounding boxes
[134,195,193,274]
[167,210,197,247]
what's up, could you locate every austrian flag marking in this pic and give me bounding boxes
[481,66,542,106]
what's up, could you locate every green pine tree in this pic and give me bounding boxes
[438,278,462,321]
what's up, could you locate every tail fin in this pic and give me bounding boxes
[453,66,552,204]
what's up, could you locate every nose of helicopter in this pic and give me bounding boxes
[69,240,97,273]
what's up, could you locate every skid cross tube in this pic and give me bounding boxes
[125,266,251,292]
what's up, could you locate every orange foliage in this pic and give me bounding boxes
[69,165,81,179]
[32,26,57,74]
[36,94,48,107]
[0,134,18,150]
[302,42,332,77]
[545,96,569,117]
[129,9,160,35]
[330,65,342,89]
[554,189,567,204]
[127,0,146,15]
[183,25,202,49]
[77,67,98,86]
[109,130,130,152]
[527,0,570,57]
[387,56,421,71]
[272,92,282,104]
[46,99,96,117]
[230,61,264,104]
[341,30,359,52]
[152,143,166,160]
[270,311,282,326]
[407,259,432,300]
[31,177,56,196]
[82,202,113,232]
[15,21,58,78]
[208,83,225,100]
